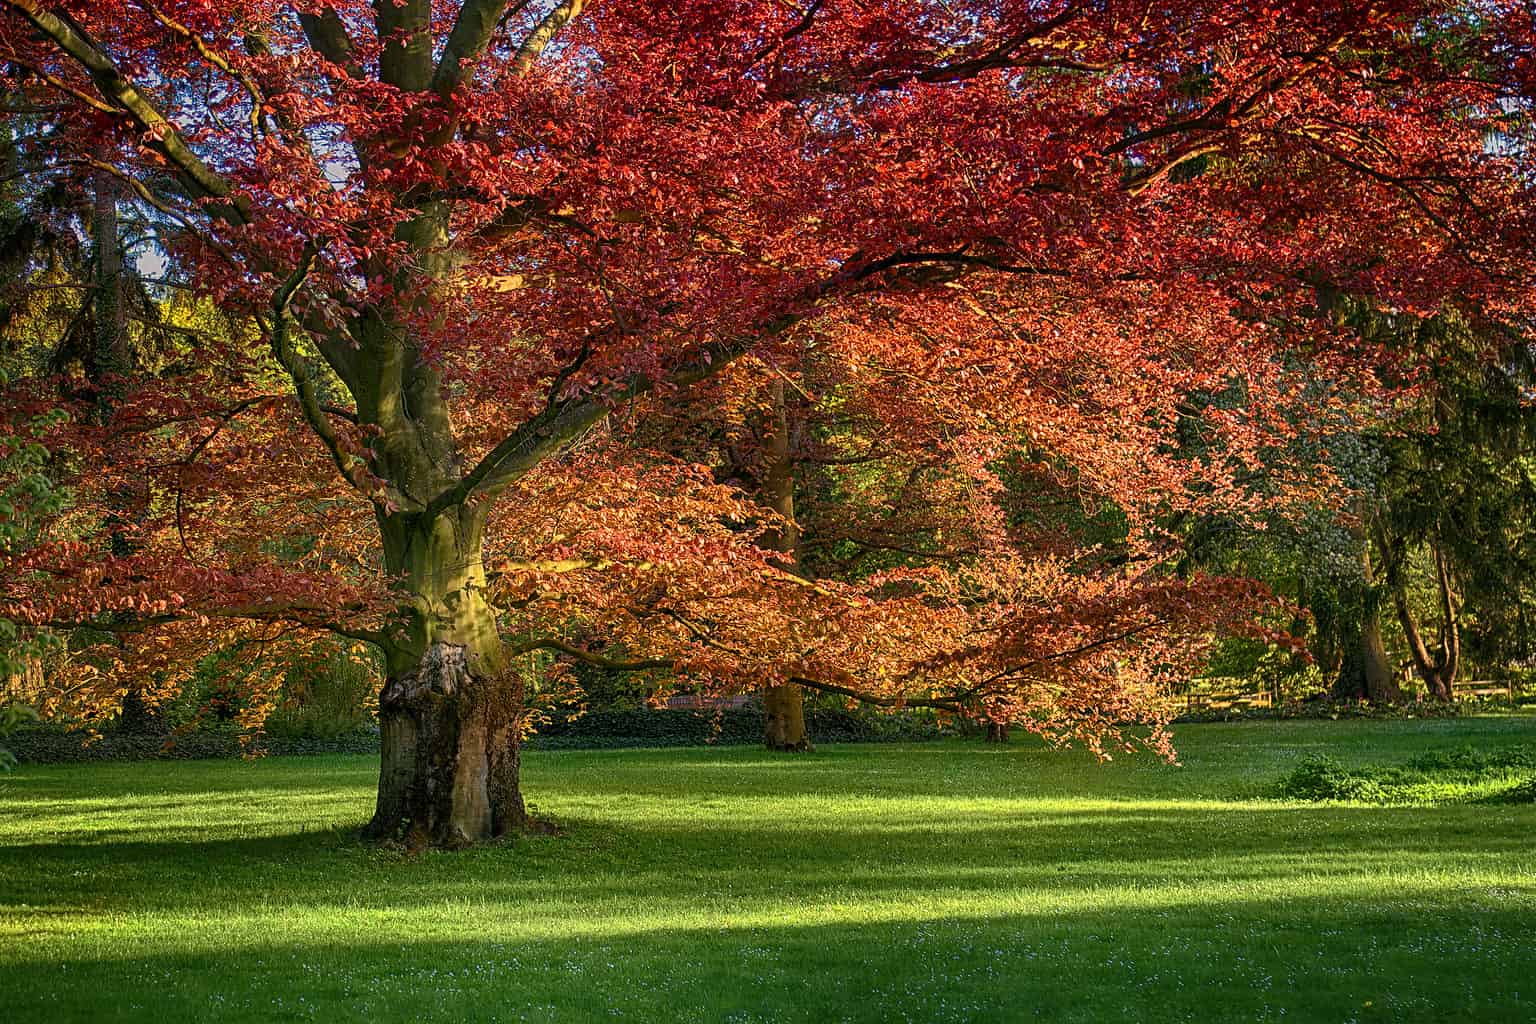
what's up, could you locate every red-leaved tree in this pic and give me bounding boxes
[1,0,1531,846]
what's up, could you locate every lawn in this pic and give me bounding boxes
[3,716,1534,1023]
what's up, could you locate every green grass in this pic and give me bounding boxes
[3,716,1535,1023]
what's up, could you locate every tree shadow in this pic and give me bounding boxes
[5,897,1532,1023]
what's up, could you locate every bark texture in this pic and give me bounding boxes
[1331,535,1402,703]
[367,642,525,847]
[366,507,526,847]
[764,682,812,752]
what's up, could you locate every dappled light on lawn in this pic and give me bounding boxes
[3,718,1534,1022]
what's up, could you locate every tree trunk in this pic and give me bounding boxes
[759,378,813,752]
[1333,533,1401,703]
[365,505,526,848]
[985,721,1011,743]
[1385,545,1458,702]
[1358,606,1401,703]
[368,641,525,848]
[764,682,812,752]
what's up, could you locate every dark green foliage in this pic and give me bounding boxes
[1405,744,1536,773]
[1276,743,1536,803]
[1175,697,1468,724]
[531,703,952,749]
[1277,756,1389,801]
[2,723,380,763]
[7,703,952,762]
[0,702,38,771]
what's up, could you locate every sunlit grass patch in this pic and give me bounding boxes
[3,715,1534,1022]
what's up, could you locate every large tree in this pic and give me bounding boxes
[1,0,1530,846]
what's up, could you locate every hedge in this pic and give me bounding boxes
[7,702,953,763]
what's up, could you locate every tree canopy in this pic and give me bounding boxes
[2,0,1533,844]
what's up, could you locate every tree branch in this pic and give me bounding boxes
[262,253,409,511]
[434,0,520,96]
[2,0,244,217]
[511,0,588,75]
[298,5,362,77]
[505,636,673,671]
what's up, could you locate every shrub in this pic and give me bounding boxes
[263,647,381,739]
[1277,756,1389,802]
[1496,777,1536,804]
[1406,745,1535,774]
[0,703,38,771]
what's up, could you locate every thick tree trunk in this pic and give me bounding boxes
[985,721,1011,743]
[367,642,525,847]
[764,683,812,752]
[1332,514,1402,703]
[1358,609,1401,703]
[365,505,527,847]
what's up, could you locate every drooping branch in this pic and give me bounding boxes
[790,676,967,711]
[505,637,673,671]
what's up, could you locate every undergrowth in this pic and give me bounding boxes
[1277,745,1536,804]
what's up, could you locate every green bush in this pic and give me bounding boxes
[1277,756,1389,802]
[1277,745,1536,805]
[263,647,381,739]
[1495,777,1536,804]
[0,703,38,771]
[1406,745,1536,774]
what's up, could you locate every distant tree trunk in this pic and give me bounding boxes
[764,682,811,752]
[759,378,813,752]
[1392,542,1459,701]
[1375,518,1459,701]
[984,721,1011,743]
[89,168,161,733]
[365,505,526,847]
[1332,532,1402,703]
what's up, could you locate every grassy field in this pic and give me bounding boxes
[3,716,1535,1023]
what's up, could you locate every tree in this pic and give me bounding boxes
[1,0,1530,846]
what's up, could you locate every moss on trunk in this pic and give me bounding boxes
[366,505,526,847]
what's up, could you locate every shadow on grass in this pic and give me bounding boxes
[5,801,1534,918]
[5,897,1532,1023]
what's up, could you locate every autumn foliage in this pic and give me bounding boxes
[2,0,1533,841]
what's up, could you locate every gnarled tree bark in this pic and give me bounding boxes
[366,505,526,846]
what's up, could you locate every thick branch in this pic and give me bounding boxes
[434,0,518,96]
[790,676,966,710]
[298,6,361,77]
[511,0,588,75]
[264,255,407,510]
[506,637,672,671]
[373,0,432,91]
